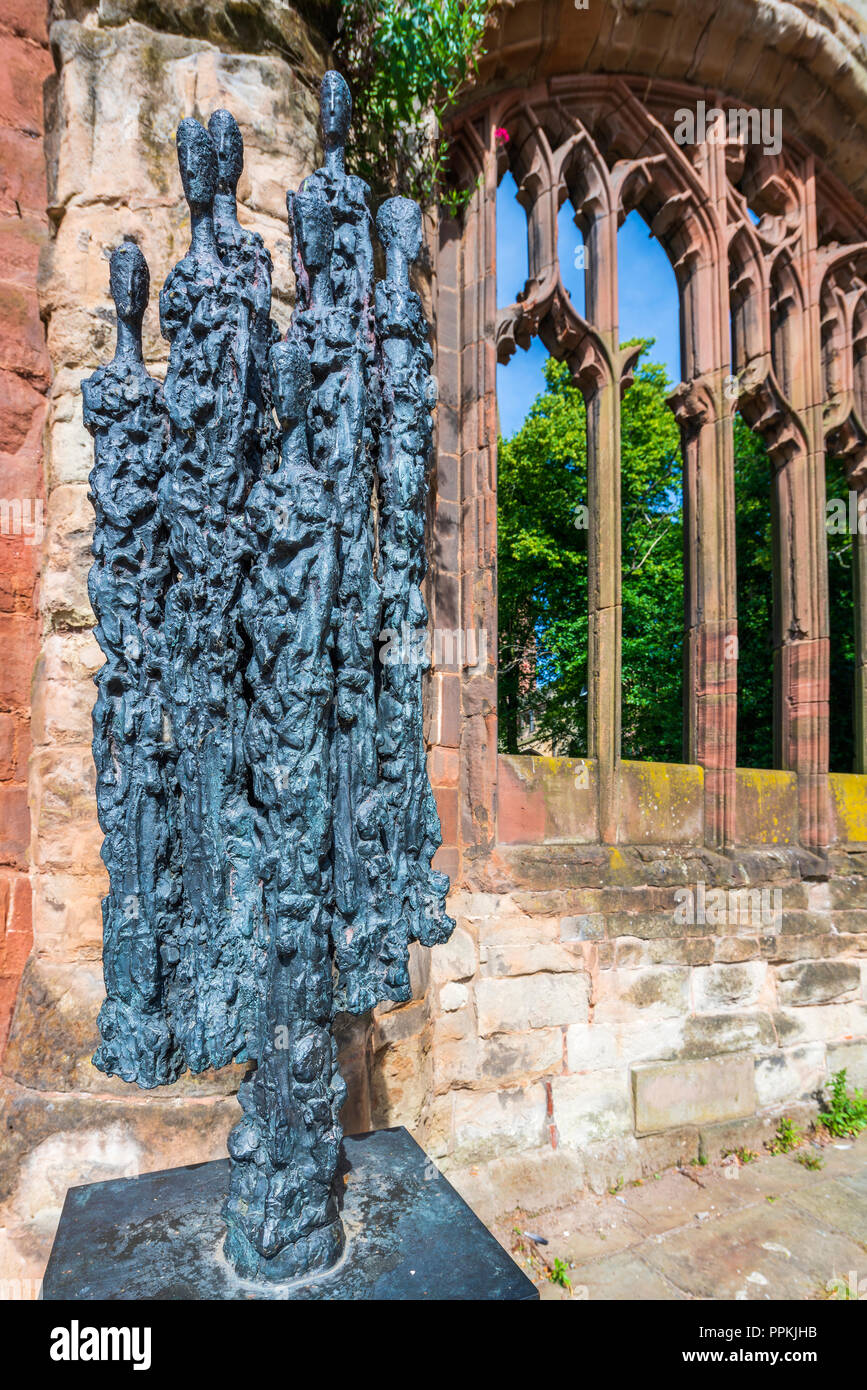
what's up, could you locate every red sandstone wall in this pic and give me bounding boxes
[0,0,51,1048]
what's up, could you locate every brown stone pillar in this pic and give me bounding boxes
[774,168,830,850]
[670,372,738,848]
[0,0,51,1050]
[458,165,499,871]
[578,183,628,844]
[771,441,830,844]
[665,136,738,848]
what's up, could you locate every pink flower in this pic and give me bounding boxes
[494,127,510,145]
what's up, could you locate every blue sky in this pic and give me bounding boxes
[495,171,681,439]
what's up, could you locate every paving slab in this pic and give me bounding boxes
[618,1168,745,1234]
[495,1131,867,1300]
[633,1201,866,1300]
[567,1250,685,1300]
[510,1198,645,1264]
[786,1178,867,1245]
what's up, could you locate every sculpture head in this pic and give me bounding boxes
[208,110,244,195]
[269,340,312,429]
[176,118,217,214]
[320,71,351,150]
[109,240,149,327]
[292,189,334,276]
[377,198,423,269]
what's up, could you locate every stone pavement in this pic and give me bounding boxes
[493,1130,867,1300]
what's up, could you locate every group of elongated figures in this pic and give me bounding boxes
[83,71,453,1281]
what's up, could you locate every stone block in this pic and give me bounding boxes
[372,999,426,1048]
[429,924,475,984]
[593,966,690,1024]
[829,772,867,846]
[550,1070,633,1147]
[636,1125,700,1176]
[632,1055,756,1134]
[480,936,582,977]
[559,913,605,941]
[442,1147,586,1227]
[451,1084,547,1164]
[45,390,93,488]
[698,1104,817,1162]
[734,767,798,844]
[754,1044,826,1109]
[682,1011,777,1059]
[438,981,468,1013]
[566,1022,618,1072]
[478,1028,562,1082]
[476,971,589,1036]
[615,1016,686,1067]
[370,1033,428,1130]
[692,961,768,1011]
[42,484,93,631]
[30,745,102,874]
[0,614,38,710]
[825,1039,867,1088]
[774,1001,867,1046]
[714,937,761,963]
[497,754,597,844]
[776,960,861,1006]
[617,759,704,844]
[0,784,29,867]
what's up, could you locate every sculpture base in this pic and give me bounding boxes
[42,1126,538,1300]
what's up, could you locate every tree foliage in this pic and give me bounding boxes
[498,347,857,770]
[334,0,491,206]
[732,415,774,768]
[498,346,683,760]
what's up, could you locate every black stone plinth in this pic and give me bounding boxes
[42,1127,538,1300]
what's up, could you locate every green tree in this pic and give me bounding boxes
[498,357,858,770]
[734,436,855,771]
[335,0,491,205]
[733,417,774,768]
[498,344,683,759]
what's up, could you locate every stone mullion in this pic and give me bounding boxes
[771,440,830,846]
[585,377,621,843]
[776,167,830,850]
[673,379,736,847]
[583,197,621,844]
[673,140,737,848]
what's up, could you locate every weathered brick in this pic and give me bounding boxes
[0,784,29,867]
[480,937,582,977]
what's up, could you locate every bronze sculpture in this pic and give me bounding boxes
[84,73,453,1283]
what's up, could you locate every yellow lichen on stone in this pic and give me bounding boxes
[829,773,867,844]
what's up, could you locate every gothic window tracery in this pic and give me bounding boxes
[436,76,867,852]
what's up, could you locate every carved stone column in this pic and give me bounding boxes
[733,156,831,848]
